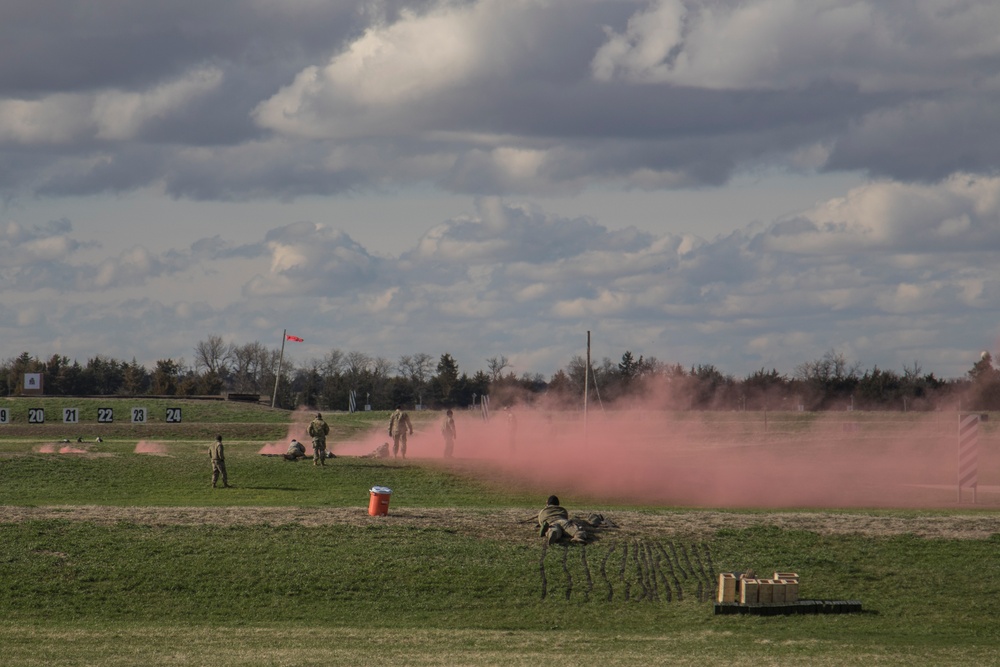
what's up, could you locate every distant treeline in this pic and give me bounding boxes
[3,339,999,412]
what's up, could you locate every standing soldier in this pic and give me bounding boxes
[388,405,414,459]
[504,406,517,453]
[441,409,457,458]
[210,435,230,488]
[309,412,330,466]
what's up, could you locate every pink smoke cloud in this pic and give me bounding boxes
[359,406,994,510]
[36,444,89,454]
[134,441,170,455]
[257,407,333,456]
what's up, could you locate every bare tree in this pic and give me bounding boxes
[194,335,233,374]
[903,360,923,382]
[231,341,271,392]
[794,349,860,383]
[397,352,434,385]
[486,354,511,382]
[372,356,392,379]
[322,349,345,376]
[345,351,372,378]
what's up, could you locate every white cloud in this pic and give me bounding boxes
[0,95,93,143]
[592,0,1000,93]
[0,66,223,144]
[253,0,520,138]
[91,66,224,140]
[243,222,380,297]
[762,173,1000,253]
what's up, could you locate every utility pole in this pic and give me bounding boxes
[584,330,590,439]
[271,329,287,408]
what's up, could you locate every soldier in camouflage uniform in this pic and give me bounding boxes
[537,495,604,544]
[284,439,306,461]
[388,406,413,459]
[308,413,330,466]
[441,409,456,458]
[210,435,230,488]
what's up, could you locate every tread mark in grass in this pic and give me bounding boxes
[661,541,683,601]
[561,544,572,601]
[619,541,630,602]
[692,543,713,602]
[680,543,696,583]
[703,543,716,580]
[645,541,661,602]
[601,542,616,602]
[580,544,593,602]
[653,541,672,603]
[633,539,649,602]
[539,541,548,600]
[668,541,688,580]
[634,540,649,602]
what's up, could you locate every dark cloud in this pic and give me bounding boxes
[2,1,999,200]
[827,94,1000,181]
[0,0,365,95]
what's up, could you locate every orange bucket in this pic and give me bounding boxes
[368,486,392,516]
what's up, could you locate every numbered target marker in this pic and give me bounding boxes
[97,407,114,423]
[165,407,182,423]
[28,408,45,424]
[0,407,9,424]
[63,408,80,424]
[130,407,148,424]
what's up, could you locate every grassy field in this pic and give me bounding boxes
[2,399,1000,665]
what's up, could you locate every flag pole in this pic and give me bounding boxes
[584,330,590,441]
[271,329,287,408]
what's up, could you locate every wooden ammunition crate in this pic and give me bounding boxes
[757,579,774,603]
[783,579,799,602]
[740,579,759,604]
[772,580,787,604]
[717,573,738,603]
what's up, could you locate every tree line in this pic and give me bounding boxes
[3,338,999,411]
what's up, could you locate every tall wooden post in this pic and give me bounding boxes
[584,331,590,439]
[271,329,287,408]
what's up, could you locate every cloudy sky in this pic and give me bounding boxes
[2,0,999,381]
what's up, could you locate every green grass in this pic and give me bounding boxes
[3,521,1000,664]
[2,401,1000,665]
[0,441,544,507]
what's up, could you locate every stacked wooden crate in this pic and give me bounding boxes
[717,571,800,605]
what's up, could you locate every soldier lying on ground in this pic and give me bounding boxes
[361,442,391,459]
[537,495,609,545]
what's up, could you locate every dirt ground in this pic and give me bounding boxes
[3,504,1000,542]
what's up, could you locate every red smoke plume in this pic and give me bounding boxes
[335,405,994,509]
